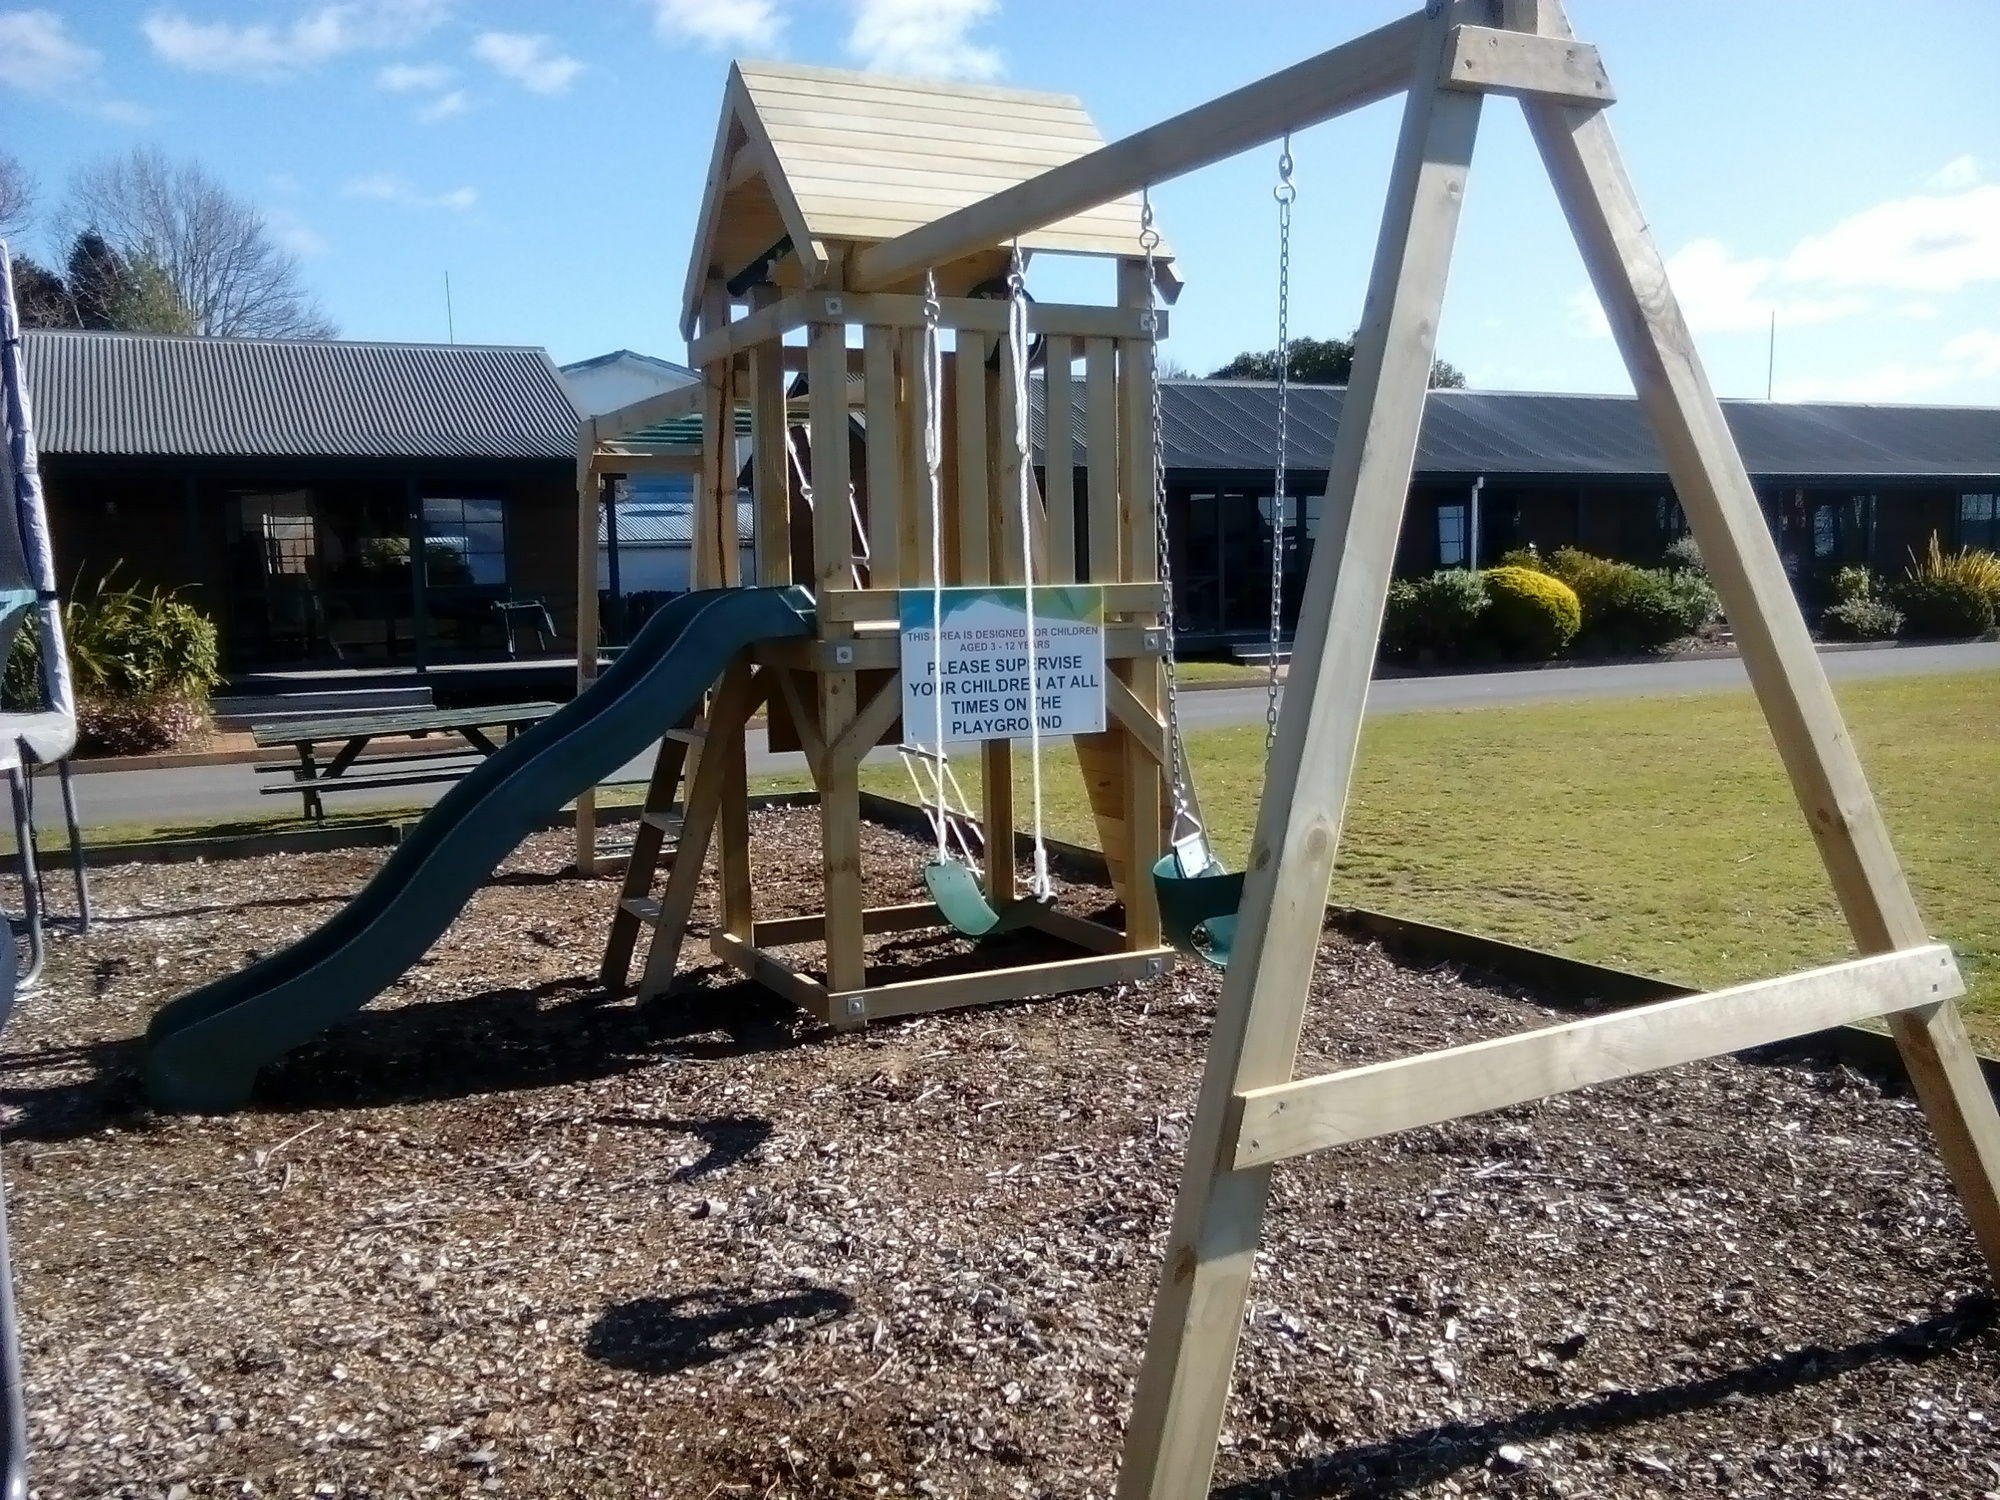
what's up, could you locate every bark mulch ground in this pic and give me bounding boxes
[4,807,1996,1498]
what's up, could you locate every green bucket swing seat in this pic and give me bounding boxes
[1151,840,1245,969]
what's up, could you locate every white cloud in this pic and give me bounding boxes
[1778,364,1960,404]
[416,88,468,122]
[648,0,783,50]
[0,10,153,122]
[343,173,477,211]
[1782,184,2000,294]
[1569,237,1867,338]
[143,0,452,80]
[1929,155,1980,192]
[848,0,999,79]
[377,60,452,91]
[472,31,583,94]
[0,9,99,92]
[268,213,329,258]
[1944,329,2000,378]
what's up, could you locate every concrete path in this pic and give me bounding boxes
[60,639,2000,832]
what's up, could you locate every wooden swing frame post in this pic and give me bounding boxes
[797,1,2000,1494]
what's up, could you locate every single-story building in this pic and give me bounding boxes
[559,348,696,419]
[24,329,584,673]
[1061,381,2000,647]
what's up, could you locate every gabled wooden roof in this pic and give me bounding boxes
[681,60,1166,338]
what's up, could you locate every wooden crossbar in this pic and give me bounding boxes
[1231,945,1963,1170]
[1438,24,1613,106]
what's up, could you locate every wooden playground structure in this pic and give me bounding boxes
[571,3,2000,1494]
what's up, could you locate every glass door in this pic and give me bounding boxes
[224,490,324,666]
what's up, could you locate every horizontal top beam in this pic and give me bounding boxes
[848,6,1437,292]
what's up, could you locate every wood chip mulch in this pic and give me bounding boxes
[4,807,1996,1499]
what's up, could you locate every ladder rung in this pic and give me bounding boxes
[619,896,662,927]
[665,726,706,745]
[641,809,684,836]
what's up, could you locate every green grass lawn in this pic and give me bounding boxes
[43,669,1999,1048]
[835,670,2000,1049]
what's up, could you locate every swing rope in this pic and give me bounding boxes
[781,414,870,589]
[1007,243,1054,901]
[920,268,953,867]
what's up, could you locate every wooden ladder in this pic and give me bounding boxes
[599,713,705,996]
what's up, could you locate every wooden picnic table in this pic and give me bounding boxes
[254,702,563,820]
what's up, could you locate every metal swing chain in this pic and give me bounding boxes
[1139,190,1197,845]
[1268,135,1295,751]
[920,268,952,864]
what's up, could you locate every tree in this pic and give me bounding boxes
[59,231,195,335]
[8,256,74,329]
[0,152,32,245]
[1209,331,1466,389]
[61,147,333,338]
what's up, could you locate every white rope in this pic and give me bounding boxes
[1008,245,1052,900]
[921,271,952,865]
[1268,135,1295,751]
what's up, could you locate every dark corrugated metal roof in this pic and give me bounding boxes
[25,329,581,460]
[1034,380,2000,481]
[598,499,755,545]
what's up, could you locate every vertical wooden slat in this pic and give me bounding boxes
[863,324,901,589]
[809,317,867,998]
[993,330,1027,582]
[572,425,601,874]
[1084,336,1119,580]
[1117,19,1483,1495]
[749,291,791,586]
[955,333,991,585]
[1044,336,1077,583]
[897,327,933,586]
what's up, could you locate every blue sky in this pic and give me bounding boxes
[5,0,1998,405]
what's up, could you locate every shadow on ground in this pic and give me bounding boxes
[585,1282,853,1375]
[1215,1293,1998,1498]
[0,970,812,1139]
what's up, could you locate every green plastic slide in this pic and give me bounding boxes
[143,587,815,1112]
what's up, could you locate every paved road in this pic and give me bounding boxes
[61,640,2000,832]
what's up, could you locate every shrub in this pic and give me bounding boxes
[1893,575,1994,638]
[1820,597,1903,642]
[1494,544,1545,572]
[76,692,212,756]
[1662,533,1705,575]
[1535,547,1714,652]
[1482,565,1580,660]
[3,570,221,752]
[1382,569,1490,660]
[1830,564,1877,606]
[1891,535,2000,638]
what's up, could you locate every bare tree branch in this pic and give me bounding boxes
[0,152,35,246]
[61,147,335,339]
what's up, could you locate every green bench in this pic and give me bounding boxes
[254,702,562,820]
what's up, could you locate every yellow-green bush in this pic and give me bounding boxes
[1483,565,1581,660]
[1893,534,2000,638]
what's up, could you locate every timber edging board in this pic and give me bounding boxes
[26,787,1991,1098]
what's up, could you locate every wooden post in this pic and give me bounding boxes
[810,310,868,1001]
[1115,265,1163,949]
[750,292,791,587]
[1522,71,2000,1268]
[572,423,601,874]
[1117,17,1483,1495]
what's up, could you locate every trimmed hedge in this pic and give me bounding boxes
[1382,569,1489,661]
[1483,566,1580,660]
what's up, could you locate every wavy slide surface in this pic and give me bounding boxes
[144,587,814,1111]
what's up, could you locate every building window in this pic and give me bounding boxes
[1962,493,1999,551]
[422,496,507,587]
[245,494,316,576]
[1437,502,1468,568]
[1655,495,1688,540]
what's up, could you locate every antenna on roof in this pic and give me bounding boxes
[1766,308,1775,401]
[444,271,455,344]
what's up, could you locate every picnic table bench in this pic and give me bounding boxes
[254,702,562,820]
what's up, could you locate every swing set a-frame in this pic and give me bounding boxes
[581,2,2000,1493]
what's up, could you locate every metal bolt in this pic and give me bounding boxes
[824,295,845,317]
[834,644,855,665]
[842,996,866,1019]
